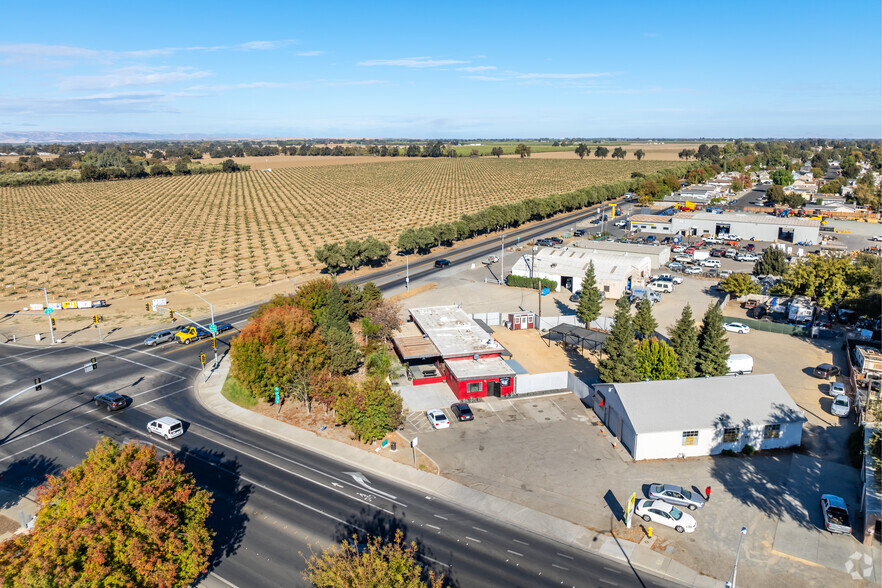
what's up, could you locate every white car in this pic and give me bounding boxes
[723,322,750,334]
[426,409,450,429]
[614,220,627,228]
[147,417,184,440]
[829,382,846,396]
[703,237,720,244]
[684,266,702,275]
[871,235,882,242]
[634,499,697,533]
[700,259,721,268]
[671,245,686,253]
[736,253,759,262]
[486,255,499,263]
[831,394,851,417]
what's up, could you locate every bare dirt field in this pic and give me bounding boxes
[520,142,719,162]
[200,154,403,169]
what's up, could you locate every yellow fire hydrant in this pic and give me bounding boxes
[647,526,653,539]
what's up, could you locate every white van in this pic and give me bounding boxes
[726,354,754,375]
[147,417,184,440]
[649,281,673,294]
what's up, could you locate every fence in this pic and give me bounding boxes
[514,371,594,404]
[723,316,810,337]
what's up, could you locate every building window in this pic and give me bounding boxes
[467,382,483,394]
[603,285,610,293]
[763,424,781,439]
[723,427,740,443]
[682,430,698,446]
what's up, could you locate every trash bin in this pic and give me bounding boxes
[390,441,397,451]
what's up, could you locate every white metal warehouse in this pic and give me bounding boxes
[629,212,820,244]
[509,247,651,299]
[571,240,671,269]
[591,374,806,461]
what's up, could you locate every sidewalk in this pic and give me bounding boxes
[0,487,38,542]
[194,358,718,587]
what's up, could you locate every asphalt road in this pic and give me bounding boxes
[0,198,683,588]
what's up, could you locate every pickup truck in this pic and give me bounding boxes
[820,494,852,534]
[176,323,233,344]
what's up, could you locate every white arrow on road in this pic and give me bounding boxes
[343,471,397,501]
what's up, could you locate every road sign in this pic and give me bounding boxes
[208,323,218,334]
[540,287,551,296]
[274,386,280,405]
[43,307,54,315]
[411,437,418,448]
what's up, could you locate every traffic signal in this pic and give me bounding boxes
[50,317,56,329]
[199,353,206,365]
[145,302,151,312]
[169,310,176,321]
[90,357,97,370]
[211,337,216,349]
[92,314,98,324]
[34,378,41,391]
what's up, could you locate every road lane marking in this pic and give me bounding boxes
[209,572,240,587]
[419,555,449,568]
[552,564,569,571]
[425,524,441,530]
[506,550,523,557]
[603,566,622,574]
[0,387,187,462]
[556,553,574,559]
[99,342,200,370]
[513,538,529,546]
[75,346,193,375]
[465,536,481,543]
[472,526,488,533]
[599,580,618,586]
[434,514,448,521]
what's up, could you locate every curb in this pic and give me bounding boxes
[193,359,715,586]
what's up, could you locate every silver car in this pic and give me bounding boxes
[648,483,706,510]
[143,330,174,346]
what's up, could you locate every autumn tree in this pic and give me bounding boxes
[634,149,646,161]
[632,298,658,338]
[576,261,603,325]
[303,529,443,588]
[718,273,761,297]
[598,297,640,383]
[0,438,213,588]
[668,304,699,378]
[697,303,730,377]
[635,338,683,381]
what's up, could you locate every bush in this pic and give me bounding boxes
[741,444,756,456]
[720,449,737,457]
[506,275,558,291]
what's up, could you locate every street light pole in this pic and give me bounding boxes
[500,235,504,285]
[532,246,540,330]
[405,255,410,290]
[725,527,748,588]
[7,284,55,344]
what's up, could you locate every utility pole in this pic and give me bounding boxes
[725,527,748,588]
[405,255,410,290]
[500,234,505,285]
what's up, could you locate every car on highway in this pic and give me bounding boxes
[144,330,175,346]
[450,403,474,421]
[648,484,706,511]
[147,416,184,440]
[684,266,701,275]
[633,499,697,533]
[831,394,851,417]
[820,494,852,534]
[723,322,750,334]
[94,392,127,412]
[434,259,451,269]
[829,382,846,396]
[813,363,842,379]
[426,408,450,429]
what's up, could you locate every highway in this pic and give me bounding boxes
[0,199,681,587]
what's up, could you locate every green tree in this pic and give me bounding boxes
[0,438,213,588]
[771,168,794,186]
[490,147,504,158]
[334,376,404,442]
[342,239,366,269]
[575,143,589,159]
[753,246,787,276]
[668,304,699,378]
[303,529,444,588]
[765,184,786,205]
[634,149,646,161]
[598,297,640,383]
[174,160,191,175]
[632,298,657,338]
[576,261,603,325]
[221,158,239,172]
[514,143,531,158]
[719,273,761,297]
[611,147,627,160]
[314,243,346,274]
[320,285,359,375]
[635,338,683,381]
[594,146,610,159]
[697,304,730,377]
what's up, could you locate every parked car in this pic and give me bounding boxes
[633,499,697,533]
[820,494,852,534]
[671,245,686,253]
[742,300,758,310]
[724,248,738,258]
[684,266,701,275]
[549,237,564,245]
[719,269,732,279]
[653,274,683,285]
[831,394,851,417]
[683,247,696,255]
[704,236,720,244]
[674,255,693,263]
[569,291,581,302]
[710,248,726,257]
[813,363,842,379]
[829,382,846,396]
[144,330,175,346]
[426,408,450,429]
[450,403,474,421]
[645,235,656,243]
[614,220,627,228]
[743,243,755,252]
[648,484,706,511]
[485,255,499,263]
[667,261,685,270]
[94,392,126,412]
[736,253,758,262]
[573,229,586,237]
[870,235,882,242]
[434,259,451,269]
[700,259,721,268]
[147,416,184,440]
[723,322,750,334]
[747,304,767,319]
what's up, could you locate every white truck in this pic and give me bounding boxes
[726,354,754,375]
[692,250,710,262]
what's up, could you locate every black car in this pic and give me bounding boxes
[450,403,474,421]
[813,364,841,380]
[573,229,585,237]
[569,291,581,302]
[94,392,126,411]
[434,259,451,268]
[549,237,564,245]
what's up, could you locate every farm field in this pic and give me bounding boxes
[0,157,672,307]
[520,142,723,162]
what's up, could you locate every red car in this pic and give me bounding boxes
[683,247,696,255]
[710,248,726,257]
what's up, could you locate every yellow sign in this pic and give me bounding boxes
[625,492,637,528]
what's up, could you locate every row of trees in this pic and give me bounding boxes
[229,279,406,442]
[314,237,392,275]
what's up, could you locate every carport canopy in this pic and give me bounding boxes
[544,324,609,353]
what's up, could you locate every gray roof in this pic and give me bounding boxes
[409,306,506,358]
[675,212,821,228]
[445,356,516,380]
[609,374,806,435]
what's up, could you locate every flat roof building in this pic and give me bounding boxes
[571,240,671,269]
[629,211,820,244]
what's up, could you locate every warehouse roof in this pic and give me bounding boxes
[674,212,821,228]
[510,247,651,281]
[605,374,806,435]
[630,214,672,223]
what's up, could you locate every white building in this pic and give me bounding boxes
[509,247,651,299]
[571,240,671,269]
[591,374,806,461]
[629,211,820,244]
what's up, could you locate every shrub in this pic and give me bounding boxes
[741,444,756,456]
[506,275,558,291]
[720,449,737,457]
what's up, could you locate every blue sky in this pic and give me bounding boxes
[1,1,879,139]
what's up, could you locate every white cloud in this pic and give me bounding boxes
[464,75,505,81]
[0,43,99,58]
[517,72,614,79]
[358,56,468,68]
[458,66,496,72]
[60,67,212,91]
[297,50,324,57]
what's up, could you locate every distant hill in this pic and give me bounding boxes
[0,131,220,144]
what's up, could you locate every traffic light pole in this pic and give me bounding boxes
[5,284,55,344]
[0,360,97,407]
